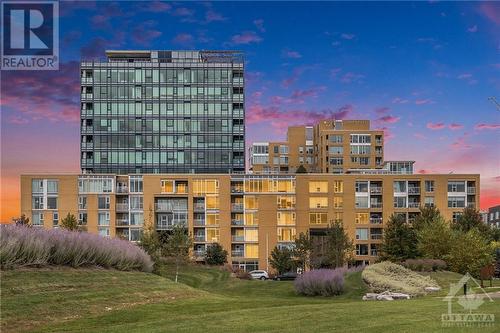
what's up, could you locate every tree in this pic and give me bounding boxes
[295,165,307,174]
[139,205,160,262]
[60,213,78,231]
[452,207,490,236]
[416,217,453,260]
[447,229,494,277]
[413,206,442,231]
[164,225,193,283]
[205,243,228,266]
[380,214,418,261]
[324,221,354,268]
[269,246,294,274]
[13,214,30,226]
[293,232,313,271]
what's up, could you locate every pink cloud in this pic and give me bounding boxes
[457,73,473,79]
[341,33,356,40]
[282,50,302,59]
[392,97,409,104]
[253,19,265,32]
[415,99,434,105]
[479,2,500,25]
[172,33,194,44]
[377,115,400,124]
[8,115,29,125]
[90,15,109,29]
[141,1,171,12]
[467,25,478,33]
[375,107,390,115]
[417,169,432,174]
[451,135,472,150]
[281,67,309,88]
[448,123,464,130]
[340,72,365,83]
[376,127,395,141]
[474,123,500,130]
[427,122,446,130]
[131,21,162,46]
[330,68,342,78]
[205,10,226,22]
[230,31,262,45]
[414,133,426,140]
[173,7,194,17]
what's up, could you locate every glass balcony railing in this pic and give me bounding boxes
[116,203,128,211]
[231,203,244,211]
[467,187,476,194]
[370,217,383,224]
[231,219,244,226]
[408,187,420,194]
[194,235,205,242]
[408,202,420,208]
[231,235,244,242]
[231,250,244,257]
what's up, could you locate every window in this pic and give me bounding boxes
[330,157,343,165]
[350,145,371,155]
[32,179,44,193]
[244,212,258,225]
[393,181,406,193]
[355,196,369,208]
[355,213,369,224]
[356,244,369,256]
[277,227,296,242]
[47,197,57,209]
[448,181,465,193]
[309,197,328,209]
[206,196,219,210]
[193,179,219,195]
[130,196,143,210]
[356,228,369,240]
[333,181,343,193]
[52,212,59,226]
[161,180,174,193]
[330,135,343,143]
[424,197,434,207]
[129,176,143,193]
[244,196,258,210]
[309,212,327,224]
[78,196,87,209]
[78,176,113,193]
[98,212,110,226]
[448,196,465,208]
[394,197,407,208]
[245,228,258,242]
[206,213,219,225]
[32,196,44,209]
[277,212,295,225]
[334,212,343,223]
[329,146,343,155]
[245,244,259,258]
[98,227,110,237]
[206,228,220,242]
[355,181,368,193]
[350,134,371,144]
[309,181,328,193]
[452,212,462,223]
[32,212,44,226]
[425,180,435,192]
[333,197,343,209]
[277,196,295,209]
[98,196,110,209]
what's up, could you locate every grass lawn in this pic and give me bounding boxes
[1,265,499,333]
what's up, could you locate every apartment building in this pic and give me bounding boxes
[21,173,479,270]
[249,120,384,174]
[80,50,245,174]
[485,205,500,228]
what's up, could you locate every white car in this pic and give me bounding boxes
[249,270,269,280]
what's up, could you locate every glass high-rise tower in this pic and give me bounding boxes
[80,50,245,174]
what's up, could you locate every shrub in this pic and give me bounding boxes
[234,269,252,280]
[362,261,438,296]
[0,224,153,272]
[205,243,228,266]
[294,267,363,297]
[402,259,447,272]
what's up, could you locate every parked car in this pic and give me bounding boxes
[249,270,269,280]
[273,272,298,281]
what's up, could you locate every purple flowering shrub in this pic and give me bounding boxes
[294,267,363,296]
[0,224,153,272]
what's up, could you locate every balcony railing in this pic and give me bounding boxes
[370,250,379,256]
[231,250,244,257]
[231,219,244,226]
[370,187,382,194]
[371,234,383,240]
[231,203,244,211]
[116,203,128,211]
[193,203,205,211]
[232,235,244,242]
[194,250,206,257]
[408,187,420,194]
[467,187,476,194]
[408,202,420,208]
[370,202,383,208]
[194,235,205,242]
[116,186,128,193]
[231,187,244,193]
[155,203,187,211]
[193,219,205,226]
[116,219,130,226]
[370,217,383,224]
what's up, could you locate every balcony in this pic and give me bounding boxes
[231,203,244,211]
[376,139,383,145]
[467,202,476,208]
[408,202,420,208]
[232,235,245,242]
[116,186,128,193]
[155,203,187,212]
[116,218,130,226]
[231,186,244,194]
[231,250,244,257]
[370,187,382,194]
[231,219,244,226]
[81,142,93,149]
[408,187,420,194]
[194,250,206,257]
[371,234,383,240]
[370,250,379,256]
[370,202,383,209]
[81,93,93,100]
[81,126,93,133]
[194,235,205,242]
[467,187,476,194]
[193,203,205,212]
[116,203,128,212]
[370,217,383,224]
[193,219,205,226]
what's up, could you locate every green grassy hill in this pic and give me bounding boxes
[1,265,499,333]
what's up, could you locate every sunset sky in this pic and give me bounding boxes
[1,1,499,222]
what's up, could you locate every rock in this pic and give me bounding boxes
[424,286,441,292]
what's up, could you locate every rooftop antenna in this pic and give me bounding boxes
[488,97,500,111]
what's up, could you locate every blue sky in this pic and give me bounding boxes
[1,1,499,220]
